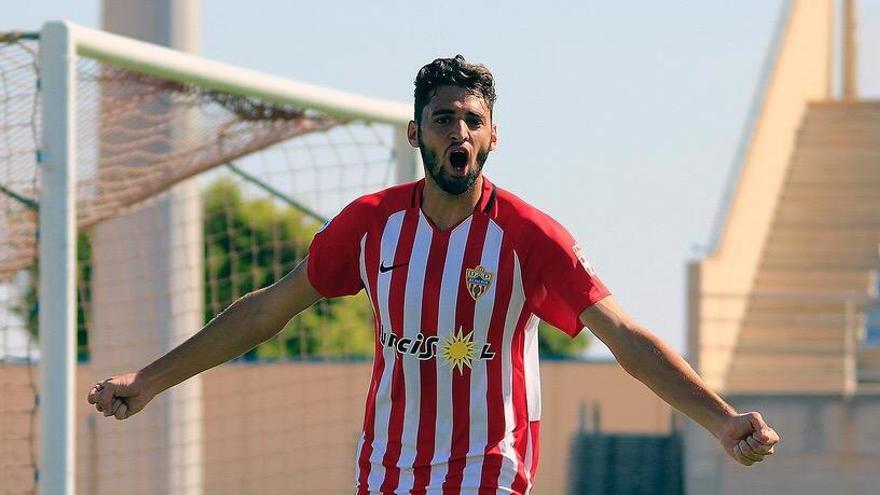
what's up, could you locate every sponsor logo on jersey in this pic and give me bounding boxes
[379,326,495,373]
[439,326,495,373]
[573,243,595,275]
[465,265,494,301]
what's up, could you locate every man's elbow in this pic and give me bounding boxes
[232,289,284,338]
[603,323,656,380]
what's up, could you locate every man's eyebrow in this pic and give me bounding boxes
[430,108,487,119]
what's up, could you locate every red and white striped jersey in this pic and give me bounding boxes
[307,177,609,494]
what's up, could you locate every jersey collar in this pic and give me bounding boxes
[411,176,497,215]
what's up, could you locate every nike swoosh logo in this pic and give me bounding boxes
[379,261,408,273]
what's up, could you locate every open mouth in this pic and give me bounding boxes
[449,149,469,171]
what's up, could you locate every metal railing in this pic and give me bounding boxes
[697,290,880,389]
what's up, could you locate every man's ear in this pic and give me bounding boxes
[489,123,498,152]
[407,121,419,148]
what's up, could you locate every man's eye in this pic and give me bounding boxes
[468,119,483,128]
[435,116,450,124]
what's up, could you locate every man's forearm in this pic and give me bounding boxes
[609,325,736,438]
[580,297,779,465]
[137,287,287,395]
[86,257,327,422]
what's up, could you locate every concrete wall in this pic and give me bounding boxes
[694,0,833,391]
[685,393,880,495]
[0,360,672,494]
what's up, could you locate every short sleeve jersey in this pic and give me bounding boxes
[308,177,609,495]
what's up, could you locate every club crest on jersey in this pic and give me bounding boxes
[465,265,494,301]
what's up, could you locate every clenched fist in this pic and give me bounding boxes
[717,411,780,466]
[87,372,155,420]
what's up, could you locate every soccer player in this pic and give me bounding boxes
[88,55,780,494]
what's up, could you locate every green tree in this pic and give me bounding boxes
[14,178,589,361]
[201,179,589,359]
[538,320,590,359]
[201,179,374,360]
[14,231,92,362]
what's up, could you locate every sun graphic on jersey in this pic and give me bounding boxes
[440,327,476,374]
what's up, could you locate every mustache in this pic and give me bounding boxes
[417,132,488,196]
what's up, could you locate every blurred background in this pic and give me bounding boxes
[1,0,878,493]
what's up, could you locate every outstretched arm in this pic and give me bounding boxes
[579,296,779,466]
[87,256,322,420]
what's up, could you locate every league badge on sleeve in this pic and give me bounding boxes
[573,243,596,275]
[315,216,334,235]
[465,265,494,301]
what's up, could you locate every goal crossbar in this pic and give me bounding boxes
[57,20,411,126]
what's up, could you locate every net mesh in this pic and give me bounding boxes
[1,34,408,494]
[0,37,41,495]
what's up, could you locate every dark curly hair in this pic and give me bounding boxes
[413,55,496,124]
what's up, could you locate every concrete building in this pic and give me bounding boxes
[686,1,880,493]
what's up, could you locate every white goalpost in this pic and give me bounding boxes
[38,21,79,495]
[1,20,419,495]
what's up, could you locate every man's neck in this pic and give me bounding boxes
[421,175,483,231]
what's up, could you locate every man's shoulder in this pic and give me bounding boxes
[341,180,418,218]
[491,183,564,235]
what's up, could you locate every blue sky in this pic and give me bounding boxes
[6,1,880,359]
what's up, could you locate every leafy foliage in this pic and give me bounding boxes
[201,179,374,360]
[538,320,590,359]
[14,178,588,361]
[15,231,92,362]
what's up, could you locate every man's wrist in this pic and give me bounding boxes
[709,404,739,439]
[135,367,166,398]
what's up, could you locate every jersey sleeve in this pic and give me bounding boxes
[522,218,610,337]
[307,199,368,298]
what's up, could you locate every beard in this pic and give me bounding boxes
[418,131,489,196]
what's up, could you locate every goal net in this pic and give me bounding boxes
[0,22,418,495]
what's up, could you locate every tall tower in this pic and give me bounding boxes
[90,2,204,494]
[843,0,858,100]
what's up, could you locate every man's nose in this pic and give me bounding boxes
[449,120,468,142]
